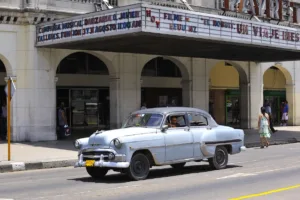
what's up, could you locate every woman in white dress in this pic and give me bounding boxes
[258,107,271,148]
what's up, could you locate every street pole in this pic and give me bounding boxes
[7,77,11,161]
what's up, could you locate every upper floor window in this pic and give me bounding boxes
[142,57,182,78]
[109,0,118,6]
[56,52,109,75]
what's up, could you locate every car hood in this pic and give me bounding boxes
[88,127,157,147]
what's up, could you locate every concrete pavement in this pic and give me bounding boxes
[0,126,299,174]
[1,143,300,199]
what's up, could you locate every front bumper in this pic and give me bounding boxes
[75,150,130,168]
[240,146,247,151]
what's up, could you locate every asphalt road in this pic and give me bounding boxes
[1,143,300,200]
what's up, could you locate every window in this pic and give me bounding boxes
[124,113,163,128]
[141,57,182,77]
[109,0,118,6]
[165,114,187,127]
[57,52,109,75]
[188,113,208,126]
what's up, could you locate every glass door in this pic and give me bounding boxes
[70,89,99,127]
[225,90,240,128]
[84,89,99,127]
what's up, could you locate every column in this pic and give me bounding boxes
[109,77,121,129]
[109,54,141,129]
[181,80,191,107]
[249,63,263,129]
[285,83,295,125]
[12,25,57,142]
[294,61,300,125]
[190,58,209,111]
[240,82,250,129]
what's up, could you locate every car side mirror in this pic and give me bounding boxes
[161,125,169,132]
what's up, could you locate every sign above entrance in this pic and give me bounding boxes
[35,3,300,51]
[36,7,142,43]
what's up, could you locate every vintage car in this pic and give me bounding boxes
[74,107,246,181]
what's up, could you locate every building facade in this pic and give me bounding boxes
[1,0,300,142]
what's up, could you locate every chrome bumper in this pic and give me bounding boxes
[75,154,130,168]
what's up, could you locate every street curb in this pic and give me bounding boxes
[0,139,299,174]
[0,159,77,173]
[245,138,299,148]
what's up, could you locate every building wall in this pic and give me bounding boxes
[1,21,298,142]
[0,1,299,141]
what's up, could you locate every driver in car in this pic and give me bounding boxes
[169,116,181,127]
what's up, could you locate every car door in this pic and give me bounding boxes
[164,112,194,162]
[187,112,211,159]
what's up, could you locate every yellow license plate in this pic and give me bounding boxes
[85,160,95,167]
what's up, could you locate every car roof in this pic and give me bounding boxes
[132,107,210,116]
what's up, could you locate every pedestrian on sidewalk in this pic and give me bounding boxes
[258,106,271,148]
[264,100,277,133]
[57,102,69,140]
[280,100,289,126]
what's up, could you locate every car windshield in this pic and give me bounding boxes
[123,113,163,128]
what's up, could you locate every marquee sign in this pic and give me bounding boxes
[36,7,142,43]
[36,4,300,51]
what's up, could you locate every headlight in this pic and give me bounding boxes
[113,138,122,149]
[74,140,81,149]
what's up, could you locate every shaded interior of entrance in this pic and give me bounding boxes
[263,66,287,125]
[209,62,241,128]
[56,52,110,130]
[0,60,6,105]
[141,57,183,108]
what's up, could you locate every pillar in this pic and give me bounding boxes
[109,77,121,129]
[190,58,209,111]
[240,82,250,128]
[109,54,141,129]
[285,83,295,125]
[249,62,263,129]
[181,80,191,107]
[294,61,300,125]
[12,25,57,142]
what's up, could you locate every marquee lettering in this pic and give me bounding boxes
[224,0,293,21]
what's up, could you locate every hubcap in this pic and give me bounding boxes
[216,149,226,166]
[133,160,146,176]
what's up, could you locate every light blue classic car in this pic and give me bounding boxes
[74,107,246,181]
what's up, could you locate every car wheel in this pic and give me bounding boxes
[208,146,228,170]
[127,153,150,181]
[170,162,186,169]
[86,167,108,179]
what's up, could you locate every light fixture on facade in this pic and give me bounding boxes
[94,0,114,11]
[180,0,194,11]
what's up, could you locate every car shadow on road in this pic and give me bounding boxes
[68,164,241,184]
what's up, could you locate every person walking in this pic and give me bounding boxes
[258,106,271,148]
[57,102,69,139]
[281,100,289,126]
[264,100,277,133]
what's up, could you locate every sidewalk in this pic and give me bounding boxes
[0,126,299,173]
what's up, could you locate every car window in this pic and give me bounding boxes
[165,114,187,128]
[188,113,208,127]
[124,113,163,128]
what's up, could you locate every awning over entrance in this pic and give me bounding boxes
[36,3,300,62]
